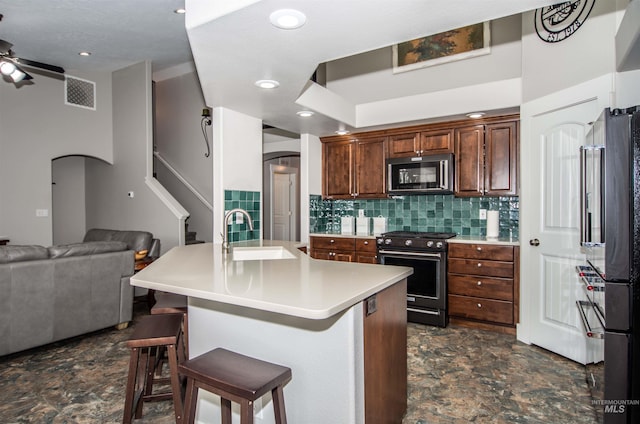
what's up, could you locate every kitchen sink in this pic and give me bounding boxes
[232,246,296,261]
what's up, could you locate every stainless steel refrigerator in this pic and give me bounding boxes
[580,106,640,423]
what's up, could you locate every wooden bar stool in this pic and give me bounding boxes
[151,292,189,358]
[123,314,185,424]
[179,348,292,424]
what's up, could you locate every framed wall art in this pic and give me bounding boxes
[392,21,491,73]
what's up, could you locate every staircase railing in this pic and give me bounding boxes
[154,151,213,211]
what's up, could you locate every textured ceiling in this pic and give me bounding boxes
[0,0,562,137]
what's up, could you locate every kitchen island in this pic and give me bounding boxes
[131,240,412,424]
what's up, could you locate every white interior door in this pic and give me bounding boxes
[272,172,294,241]
[521,99,604,364]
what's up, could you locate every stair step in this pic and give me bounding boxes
[185,239,205,245]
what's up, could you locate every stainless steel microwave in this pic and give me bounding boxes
[387,154,454,195]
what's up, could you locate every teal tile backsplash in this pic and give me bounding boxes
[310,194,518,238]
[224,190,260,242]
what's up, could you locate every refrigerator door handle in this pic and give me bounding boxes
[580,146,589,245]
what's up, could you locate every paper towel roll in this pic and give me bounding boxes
[486,210,499,239]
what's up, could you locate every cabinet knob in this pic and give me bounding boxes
[477,263,482,267]
[476,246,482,251]
[477,281,482,286]
[330,239,335,243]
[363,241,369,245]
[477,303,482,308]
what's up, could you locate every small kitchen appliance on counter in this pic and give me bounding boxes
[376,231,456,327]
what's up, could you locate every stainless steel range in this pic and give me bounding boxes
[376,231,456,327]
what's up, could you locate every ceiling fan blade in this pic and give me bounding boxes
[0,39,13,54]
[15,57,64,74]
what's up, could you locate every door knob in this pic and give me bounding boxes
[530,238,540,246]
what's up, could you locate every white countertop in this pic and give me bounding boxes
[310,232,520,246]
[131,240,412,320]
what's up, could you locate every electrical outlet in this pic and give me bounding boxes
[36,209,49,217]
[236,213,244,224]
[479,209,487,220]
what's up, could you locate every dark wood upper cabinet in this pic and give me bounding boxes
[485,122,518,196]
[387,129,453,158]
[355,136,387,198]
[322,136,387,199]
[455,125,484,196]
[454,120,519,197]
[322,115,519,199]
[420,128,454,155]
[323,140,354,199]
[387,133,419,158]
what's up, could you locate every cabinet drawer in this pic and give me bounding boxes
[448,244,513,261]
[449,294,513,325]
[356,238,377,253]
[448,274,513,301]
[311,236,355,251]
[448,258,514,278]
[311,249,355,262]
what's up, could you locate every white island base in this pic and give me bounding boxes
[188,279,406,424]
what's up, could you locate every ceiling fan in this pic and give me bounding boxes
[0,14,65,83]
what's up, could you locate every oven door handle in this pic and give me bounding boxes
[378,250,442,259]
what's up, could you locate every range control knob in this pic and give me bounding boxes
[377,238,383,245]
[426,241,434,247]
[405,239,413,246]
[385,238,392,245]
[436,242,443,249]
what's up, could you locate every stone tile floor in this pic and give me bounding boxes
[0,301,603,423]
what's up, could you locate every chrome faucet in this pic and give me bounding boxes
[221,208,254,253]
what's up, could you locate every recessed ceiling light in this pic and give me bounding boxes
[270,9,306,30]
[78,51,91,56]
[335,129,350,135]
[174,8,186,14]
[296,110,314,117]
[255,79,280,89]
[466,112,486,119]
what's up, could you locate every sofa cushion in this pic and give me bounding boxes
[0,245,49,263]
[83,229,153,254]
[48,241,128,259]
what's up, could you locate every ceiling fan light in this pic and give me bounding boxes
[0,61,17,76]
[10,68,27,82]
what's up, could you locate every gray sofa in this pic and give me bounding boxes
[0,229,158,356]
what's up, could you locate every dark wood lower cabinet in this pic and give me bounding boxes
[363,279,407,424]
[447,243,519,334]
[310,236,378,264]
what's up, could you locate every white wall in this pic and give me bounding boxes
[521,1,621,103]
[300,133,322,243]
[326,14,522,105]
[0,70,113,245]
[85,61,181,253]
[212,107,263,243]
[154,69,213,242]
[615,69,640,108]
